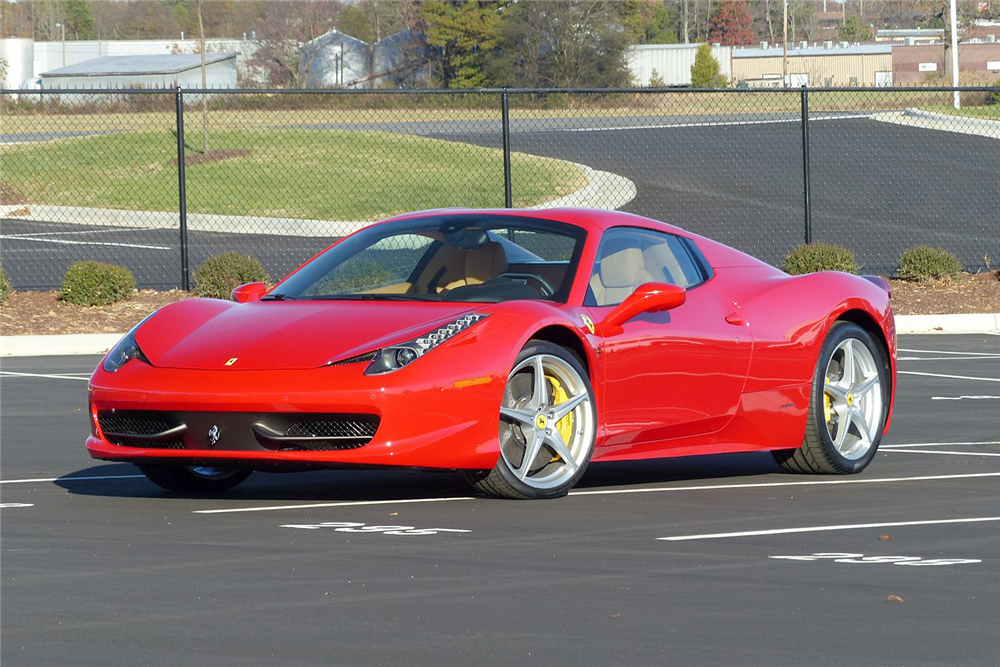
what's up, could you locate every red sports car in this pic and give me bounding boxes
[87,208,896,499]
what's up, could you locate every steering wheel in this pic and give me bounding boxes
[496,271,555,298]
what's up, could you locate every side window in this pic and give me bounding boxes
[586,228,709,307]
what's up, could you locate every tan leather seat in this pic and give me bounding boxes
[421,241,509,292]
[589,243,653,306]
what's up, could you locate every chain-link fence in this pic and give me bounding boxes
[1,87,997,290]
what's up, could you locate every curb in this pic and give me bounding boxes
[1,313,996,358]
[0,165,636,237]
[870,108,1000,141]
[893,312,1000,335]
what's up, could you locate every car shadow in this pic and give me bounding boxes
[56,452,786,501]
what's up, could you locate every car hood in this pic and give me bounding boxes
[135,299,483,371]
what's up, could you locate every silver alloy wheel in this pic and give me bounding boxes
[498,354,596,490]
[823,337,884,461]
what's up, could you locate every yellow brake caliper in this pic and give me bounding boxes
[824,376,833,424]
[545,375,575,461]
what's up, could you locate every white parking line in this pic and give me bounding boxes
[0,503,35,509]
[898,370,1000,383]
[565,113,865,133]
[899,356,1000,361]
[0,235,170,250]
[195,496,475,514]
[881,441,1000,448]
[0,371,90,381]
[0,474,145,485]
[883,449,1000,458]
[657,516,1000,542]
[4,226,161,238]
[898,348,1000,356]
[193,471,1000,514]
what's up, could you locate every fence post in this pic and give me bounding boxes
[175,87,190,290]
[501,86,513,208]
[800,85,813,245]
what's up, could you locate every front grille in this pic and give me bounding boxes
[286,419,378,439]
[99,414,172,436]
[96,410,378,452]
[115,439,186,450]
[98,412,185,449]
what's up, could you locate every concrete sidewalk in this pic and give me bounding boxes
[1,313,996,358]
[870,108,1000,141]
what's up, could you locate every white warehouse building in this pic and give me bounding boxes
[627,43,732,87]
[40,53,238,99]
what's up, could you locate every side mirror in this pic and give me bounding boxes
[598,283,686,335]
[231,282,268,303]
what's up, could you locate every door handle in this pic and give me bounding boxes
[725,312,744,326]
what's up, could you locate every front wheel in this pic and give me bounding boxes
[466,342,596,499]
[137,464,252,493]
[773,322,889,474]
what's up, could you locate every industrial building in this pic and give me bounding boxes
[627,43,732,87]
[39,53,238,99]
[0,37,256,88]
[732,43,893,87]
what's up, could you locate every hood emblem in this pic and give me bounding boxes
[207,425,221,448]
[580,315,595,335]
[225,358,238,366]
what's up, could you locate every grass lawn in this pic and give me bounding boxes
[7,89,997,135]
[0,128,585,221]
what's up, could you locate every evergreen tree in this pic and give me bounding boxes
[64,0,95,39]
[690,42,725,87]
[420,0,504,88]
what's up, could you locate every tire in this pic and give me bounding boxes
[773,322,889,474]
[137,464,252,493]
[466,341,597,499]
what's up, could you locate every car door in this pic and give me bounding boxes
[584,227,752,454]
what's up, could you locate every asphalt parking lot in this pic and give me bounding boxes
[2,333,998,666]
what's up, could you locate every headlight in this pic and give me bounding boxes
[103,317,152,373]
[364,313,489,375]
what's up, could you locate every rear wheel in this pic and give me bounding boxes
[773,322,888,474]
[137,464,252,493]
[466,342,596,499]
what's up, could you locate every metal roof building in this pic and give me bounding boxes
[731,43,893,87]
[40,53,238,97]
[626,43,732,87]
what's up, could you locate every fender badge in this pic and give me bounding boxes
[207,425,221,448]
[225,358,238,366]
[580,314,595,335]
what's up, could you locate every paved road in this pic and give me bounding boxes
[2,113,998,289]
[2,334,998,666]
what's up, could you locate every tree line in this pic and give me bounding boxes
[2,1,995,89]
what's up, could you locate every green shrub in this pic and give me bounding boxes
[194,252,269,300]
[59,261,135,306]
[0,265,12,305]
[782,243,860,275]
[896,245,963,281]
[987,78,1000,106]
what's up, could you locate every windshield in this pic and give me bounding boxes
[271,214,587,303]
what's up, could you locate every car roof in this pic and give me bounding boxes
[383,207,689,237]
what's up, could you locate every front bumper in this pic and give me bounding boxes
[87,360,504,470]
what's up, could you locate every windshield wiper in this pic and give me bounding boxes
[260,293,296,301]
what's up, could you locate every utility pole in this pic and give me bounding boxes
[783,0,789,86]
[56,22,65,67]
[950,0,960,108]
[197,0,209,152]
